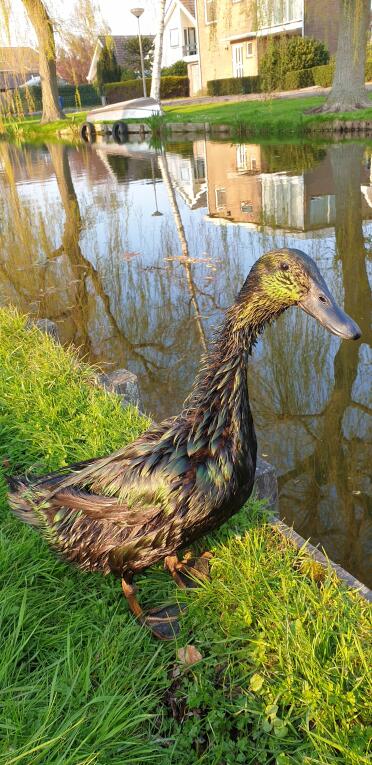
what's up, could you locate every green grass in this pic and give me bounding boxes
[0,112,87,143]
[0,308,371,765]
[3,92,372,142]
[164,94,372,136]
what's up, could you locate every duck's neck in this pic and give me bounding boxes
[184,280,283,455]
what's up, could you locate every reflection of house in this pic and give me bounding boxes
[163,1,200,94]
[204,142,372,235]
[0,47,39,91]
[195,0,340,93]
[165,139,206,208]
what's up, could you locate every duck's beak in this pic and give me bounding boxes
[299,274,361,340]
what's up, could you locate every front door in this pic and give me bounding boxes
[232,44,244,77]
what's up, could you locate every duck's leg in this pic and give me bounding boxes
[121,573,184,640]
[164,551,212,589]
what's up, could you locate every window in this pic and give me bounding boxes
[241,201,253,213]
[236,144,247,172]
[205,0,216,24]
[170,28,179,47]
[184,27,197,55]
[251,157,257,171]
[215,187,226,209]
[246,41,253,57]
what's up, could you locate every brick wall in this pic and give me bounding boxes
[304,0,340,54]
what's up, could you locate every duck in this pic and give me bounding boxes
[7,248,361,639]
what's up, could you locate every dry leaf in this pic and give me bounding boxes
[177,645,203,666]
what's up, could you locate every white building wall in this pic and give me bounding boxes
[162,4,183,67]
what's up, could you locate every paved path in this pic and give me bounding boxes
[163,83,372,109]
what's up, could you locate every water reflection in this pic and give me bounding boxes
[0,136,370,587]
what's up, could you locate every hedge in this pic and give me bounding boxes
[207,75,261,96]
[283,68,315,90]
[311,63,335,87]
[207,61,372,98]
[104,76,189,103]
[0,84,100,116]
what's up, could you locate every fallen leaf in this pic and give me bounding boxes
[177,645,203,666]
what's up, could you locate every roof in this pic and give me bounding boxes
[97,35,155,69]
[0,47,39,73]
[181,0,196,17]
[165,0,196,21]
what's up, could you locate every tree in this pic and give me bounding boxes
[57,37,93,84]
[309,0,370,112]
[21,0,64,122]
[56,0,110,85]
[123,36,154,78]
[95,41,121,93]
[150,0,166,101]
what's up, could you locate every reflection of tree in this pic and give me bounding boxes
[157,151,207,353]
[277,143,371,586]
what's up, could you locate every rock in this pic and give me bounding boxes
[97,368,143,411]
[254,457,278,513]
[28,318,60,342]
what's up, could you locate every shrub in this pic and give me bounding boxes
[95,41,122,92]
[286,36,329,71]
[312,62,335,87]
[161,59,188,76]
[207,75,261,96]
[260,36,329,90]
[104,75,189,103]
[283,68,315,90]
[366,60,372,81]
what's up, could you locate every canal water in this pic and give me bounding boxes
[0,137,370,587]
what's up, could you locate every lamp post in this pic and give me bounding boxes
[130,7,147,98]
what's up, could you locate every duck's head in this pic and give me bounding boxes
[240,248,361,340]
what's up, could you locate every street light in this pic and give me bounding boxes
[130,7,147,98]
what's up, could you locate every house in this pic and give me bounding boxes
[0,46,39,91]
[87,35,154,83]
[163,0,200,93]
[194,0,341,94]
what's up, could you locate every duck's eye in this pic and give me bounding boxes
[280,263,289,271]
[318,294,328,304]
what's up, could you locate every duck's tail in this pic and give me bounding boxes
[6,475,41,527]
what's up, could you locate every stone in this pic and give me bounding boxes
[127,123,150,134]
[188,122,206,132]
[97,368,143,411]
[253,457,278,512]
[168,122,190,132]
[28,318,60,343]
[210,124,231,133]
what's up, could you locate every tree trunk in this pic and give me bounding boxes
[150,0,166,101]
[22,0,65,122]
[310,0,370,112]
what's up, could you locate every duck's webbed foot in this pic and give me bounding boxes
[121,574,185,640]
[164,551,212,589]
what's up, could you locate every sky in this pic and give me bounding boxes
[2,1,159,46]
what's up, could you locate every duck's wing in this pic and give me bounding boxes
[8,470,178,573]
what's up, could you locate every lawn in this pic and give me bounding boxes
[0,308,371,765]
[0,112,87,142]
[164,93,372,136]
[3,92,372,142]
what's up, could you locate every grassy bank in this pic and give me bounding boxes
[164,94,372,136]
[2,92,372,143]
[0,308,371,765]
[0,112,87,143]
